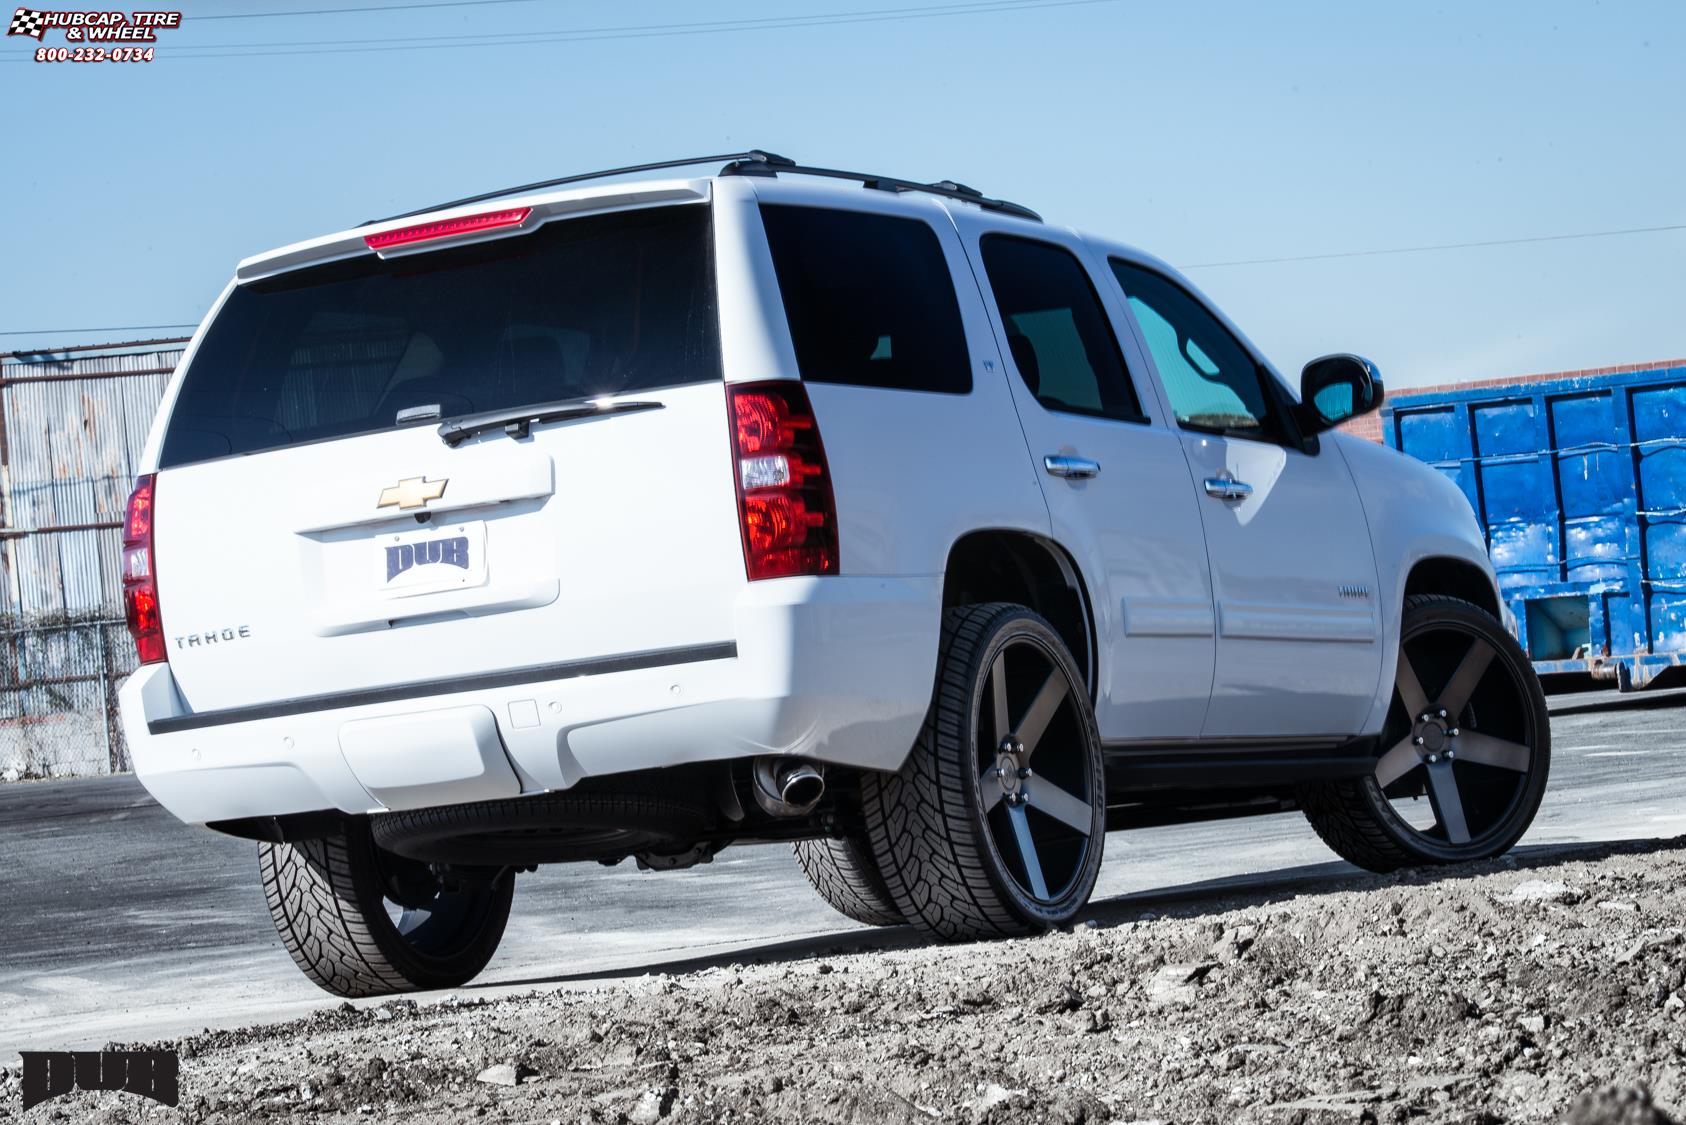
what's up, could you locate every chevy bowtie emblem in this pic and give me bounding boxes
[377,476,447,510]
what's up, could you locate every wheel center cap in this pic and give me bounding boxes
[1418,721,1448,754]
[994,751,1022,796]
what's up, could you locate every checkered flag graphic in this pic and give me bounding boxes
[7,8,46,39]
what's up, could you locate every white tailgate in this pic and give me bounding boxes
[153,382,745,713]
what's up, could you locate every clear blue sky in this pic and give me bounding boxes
[3,0,1680,388]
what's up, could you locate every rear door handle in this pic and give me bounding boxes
[1044,455,1101,480]
[1203,477,1253,501]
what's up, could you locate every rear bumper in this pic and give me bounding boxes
[120,575,940,826]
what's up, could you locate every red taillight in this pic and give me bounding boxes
[728,382,838,580]
[123,474,166,664]
[363,206,532,251]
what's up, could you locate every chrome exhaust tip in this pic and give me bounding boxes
[751,757,825,818]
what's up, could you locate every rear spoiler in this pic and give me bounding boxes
[234,181,709,283]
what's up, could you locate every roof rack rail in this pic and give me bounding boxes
[368,149,1040,225]
[719,155,1040,221]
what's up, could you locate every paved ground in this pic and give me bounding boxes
[4,686,1685,1064]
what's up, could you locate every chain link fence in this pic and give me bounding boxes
[0,617,136,778]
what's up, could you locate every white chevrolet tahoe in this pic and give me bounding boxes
[117,151,1550,997]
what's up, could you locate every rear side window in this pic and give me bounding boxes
[760,204,970,394]
[978,235,1145,423]
[160,204,719,468]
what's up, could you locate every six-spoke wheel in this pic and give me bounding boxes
[862,603,1106,938]
[977,638,1102,905]
[1302,594,1550,871]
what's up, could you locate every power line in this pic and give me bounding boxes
[1184,223,1686,269]
[167,0,1114,52]
[0,324,197,337]
[195,0,554,19]
[6,0,1126,61]
[173,0,1121,58]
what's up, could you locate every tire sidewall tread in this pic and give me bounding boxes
[259,819,512,998]
[793,835,905,927]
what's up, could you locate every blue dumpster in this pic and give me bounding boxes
[1381,361,1686,690]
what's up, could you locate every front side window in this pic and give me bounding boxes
[1109,259,1279,441]
[760,204,970,394]
[979,235,1144,422]
[161,204,720,468]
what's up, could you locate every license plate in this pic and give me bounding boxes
[378,521,488,599]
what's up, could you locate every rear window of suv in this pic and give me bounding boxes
[760,204,970,395]
[159,204,719,468]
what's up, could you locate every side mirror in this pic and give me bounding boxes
[1299,354,1383,433]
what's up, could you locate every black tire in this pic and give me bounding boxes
[862,603,1106,939]
[259,818,514,997]
[1301,593,1551,873]
[793,835,905,927]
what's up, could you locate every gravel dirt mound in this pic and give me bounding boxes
[5,838,1685,1124]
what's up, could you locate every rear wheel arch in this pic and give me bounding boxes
[941,530,1095,696]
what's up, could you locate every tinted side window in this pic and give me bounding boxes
[1109,260,1279,441]
[760,205,970,394]
[978,235,1143,422]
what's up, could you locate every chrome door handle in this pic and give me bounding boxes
[1044,455,1101,480]
[1203,478,1253,501]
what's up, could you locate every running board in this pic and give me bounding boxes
[1103,741,1378,793]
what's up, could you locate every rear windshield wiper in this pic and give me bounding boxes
[436,398,664,447]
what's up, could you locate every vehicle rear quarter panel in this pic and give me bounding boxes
[1335,431,1501,734]
[727,179,1052,578]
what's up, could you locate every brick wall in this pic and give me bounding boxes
[1336,409,1384,443]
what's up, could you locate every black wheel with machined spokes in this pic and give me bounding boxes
[976,634,1100,906]
[1301,594,1550,871]
[863,603,1106,938]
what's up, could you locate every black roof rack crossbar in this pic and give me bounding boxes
[368,150,797,225]
[719,156,1041,222]
[367,149,1041,226]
